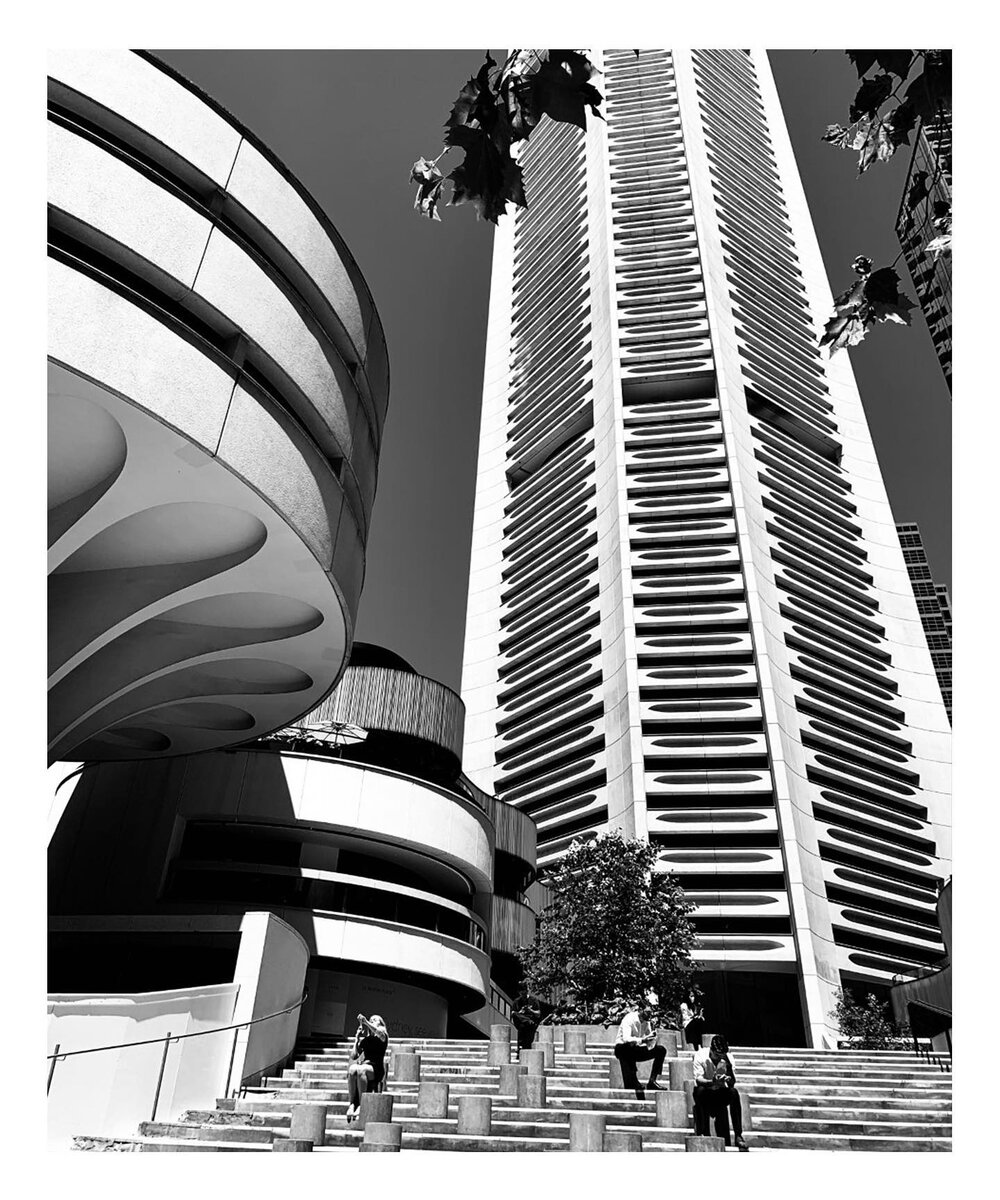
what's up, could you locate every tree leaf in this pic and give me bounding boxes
[847,50,879,78]
[530,49,604,130]
[874,50,915,79]
[887,98,917,148]
[821,259,916,353]
[409,157,445,221]
[822,123,854,149]
[445,53,497,142]
[855,118,894,174]
[447,117,525,223]
[850,73,894,122]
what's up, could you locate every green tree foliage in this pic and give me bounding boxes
[517,832,698,1026]
[831,987,910,1050]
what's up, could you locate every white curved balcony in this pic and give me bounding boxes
[47,52,388,762]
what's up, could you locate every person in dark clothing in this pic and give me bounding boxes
[614,1003,668,1098]
[345,1013,388,1123]
[692,1034,748,1150]
[680,992,706,1050]
[511,993,543,1050]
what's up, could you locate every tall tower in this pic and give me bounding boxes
[461,50,952,1046]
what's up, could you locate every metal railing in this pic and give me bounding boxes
[47,988,308,1122]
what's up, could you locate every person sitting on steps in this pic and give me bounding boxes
[345,1013,388,1123]
[614,1001,668,1098]
[511,992,544,1051]
[693,1034,749,1151]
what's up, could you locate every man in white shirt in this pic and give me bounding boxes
[614,1003,668,1097]
[692,1034,748,1150]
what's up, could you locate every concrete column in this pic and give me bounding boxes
[700,1032,717,1049]
[539,1041,555,1069]
[498,1063,526,1095]
[487,1023,512,1067]
[393,1052,421,1082]
[457,1095,492,1135]
[360,1122,402,1152]
[536,1025,555,1045]
[517,1074,547,1108]
[417,1081,449,1118]
[657,1030,681,1057]
[686,1135,724,1152]
[357,1092,393,1130]
[739,1089,753,1131]
[272,1138,314,1152]
[683,1079,696,1119]
[519,1049,546,1075]
[608,1056,625,1089]
[604,1131,643,1151]
[569,1111,606,1151]
[288,1102,327,1147]
[655,1090,688,1128]
[563,1030,588,1054]
[669,1058,694,1090]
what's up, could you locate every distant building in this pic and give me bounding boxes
[896,116,952,389]
[461,49,952,1047]
[895,523,953,722]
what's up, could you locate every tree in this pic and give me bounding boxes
[831,987,910,1050]
[820,50,951,356]
[517,831,698,1027]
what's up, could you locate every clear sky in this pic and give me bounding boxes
[157,49,952,693]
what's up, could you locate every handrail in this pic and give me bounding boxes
[47,987,308,1119]
[46,987,308,1062]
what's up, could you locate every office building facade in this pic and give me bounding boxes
[896,116,952,389]
[462,50,952,1045]
[895,523,952,723]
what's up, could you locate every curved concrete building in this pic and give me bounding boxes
[48,645,538,1038]
[48,51,388,763]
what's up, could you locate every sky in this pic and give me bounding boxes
[157,49,952,693]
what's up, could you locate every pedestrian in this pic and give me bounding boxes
[345,1013,388,1123]
[614,1001,668,1098]
[693,1034,749,1150]
[680,991,706,1050]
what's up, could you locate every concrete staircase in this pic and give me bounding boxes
[72,1037,952,1152]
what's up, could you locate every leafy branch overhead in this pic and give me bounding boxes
[820,256,915,355]
[820,51,950,358]
[411,50,604,224]
[822,50,951,176]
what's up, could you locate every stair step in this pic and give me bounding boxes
[100,1037,954,1154]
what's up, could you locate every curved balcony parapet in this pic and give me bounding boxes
[48,50,388,440]
[47,51,388,762]
[303,662,466,766]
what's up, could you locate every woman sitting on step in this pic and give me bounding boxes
[345,1013,389,1123]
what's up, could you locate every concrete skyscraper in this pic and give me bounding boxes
[461,50,952,1046]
